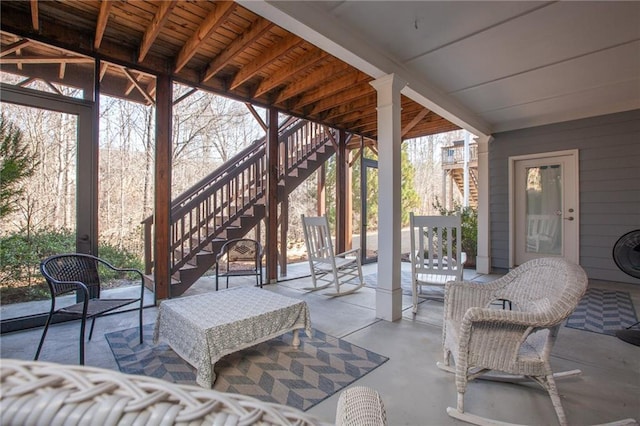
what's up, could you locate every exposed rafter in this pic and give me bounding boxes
[138,0,177,63]
[94,0,113,50]
[0,40,30,57]
[229,33,304,91]
[0,1,460,141]
[122,67,155,105]
[202,18,273,83]
[402,108,431,137]
[274,60,349,104]
[30,0,38,31]
[253,49,327,98]
[294,70,370,110]
[174,1,237,73]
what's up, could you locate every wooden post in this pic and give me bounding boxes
[280,195,288,277]
[266,107,279,283]
[317,164,326,216]
[335,130,347,254]
[345,148,353,250]
[154,73,172,300]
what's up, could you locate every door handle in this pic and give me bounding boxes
[564,216,574,221]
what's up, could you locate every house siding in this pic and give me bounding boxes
[490,109,640,284]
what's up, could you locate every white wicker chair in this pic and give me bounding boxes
[438,258,588,426]
[1,359,386,426]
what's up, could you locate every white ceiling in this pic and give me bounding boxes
[239,1,640,137]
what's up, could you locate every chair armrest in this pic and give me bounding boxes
[336,386,387,426]
[444,281,496,321]
[335,248,360,258]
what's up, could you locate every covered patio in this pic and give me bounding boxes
[1,1,639,424]
[2,265,639,425]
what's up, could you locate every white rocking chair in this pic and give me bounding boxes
[436,257,634,426]
[301,215,365,297]
[409,212,466,314]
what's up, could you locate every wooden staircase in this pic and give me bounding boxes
[447,168,478,208]
[142,118,337,297]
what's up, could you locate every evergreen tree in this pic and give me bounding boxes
[0,114,38,218]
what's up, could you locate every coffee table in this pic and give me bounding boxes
[153,286,312,388]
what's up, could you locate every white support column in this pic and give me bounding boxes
[475,135,493,274]
[370,74,405,321]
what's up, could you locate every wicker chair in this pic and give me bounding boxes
[1,359,387,426]
[301,215,365,296]
[437,257,588,426]
[215,238,264,291]
[35,253,144,365]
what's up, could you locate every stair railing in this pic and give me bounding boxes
[143,118,337,278]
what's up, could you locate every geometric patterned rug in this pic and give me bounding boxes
[105,324,388,411]
[565,288,638,335]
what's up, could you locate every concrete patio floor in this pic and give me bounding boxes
[1,262,639,425]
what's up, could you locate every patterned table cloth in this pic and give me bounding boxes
[153,286,312,388]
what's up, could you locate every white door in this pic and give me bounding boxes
[512,151,579,265]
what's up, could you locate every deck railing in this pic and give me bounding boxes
[441,143,478,166]
[142,118,335,276]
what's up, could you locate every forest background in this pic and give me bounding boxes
[0,82,466,304]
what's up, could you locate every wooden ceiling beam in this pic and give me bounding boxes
[138,0,177,63]
[320,93,376,122]
[402,108,431,137]
[174,1,237,73]
[229,33,304,91]
[254,49,327,98]
[99,62,109,81]
[0,56,94,64]
[202,18,273,83]
[122,67,155,105]
[94,0,113,50]
[309,83,372,116]
[30,0,39,31]
[274,60,349,104]
[293,70,370,109]
[0,40,30,57]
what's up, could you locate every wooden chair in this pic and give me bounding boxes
[215,238,263,291]
[35,253,144,365]
[301,215,365,296]
[438,258,589,426]
[409,212,466,314]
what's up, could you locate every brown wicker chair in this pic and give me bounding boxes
[438,257,588,426]
[35,253,144,365]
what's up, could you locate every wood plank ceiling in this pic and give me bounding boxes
[0,1,459,145]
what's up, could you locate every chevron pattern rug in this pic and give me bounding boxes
[565,288,638,335]
[106,324,388,411]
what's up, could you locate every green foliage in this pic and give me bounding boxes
[0,114,39,218]
[433,198,478,261]
[400,146,421,225]
[0,229,144,304]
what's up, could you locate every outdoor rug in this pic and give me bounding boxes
[105,324,388,411]
[565,288,638,335]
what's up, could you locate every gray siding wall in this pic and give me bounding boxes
[490,109,640,284]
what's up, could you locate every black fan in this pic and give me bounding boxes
[612,230,640,346]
